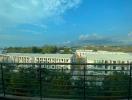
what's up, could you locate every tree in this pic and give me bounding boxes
[50,72,72,95]
[74,77,84,98]
[32,46,42,53]
[8,67,39,96]
[42,45,57,53]
[63,48,72,54]
[102,72,129,96]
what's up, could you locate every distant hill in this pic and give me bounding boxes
[67,38,132,47]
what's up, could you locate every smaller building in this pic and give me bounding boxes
[87,53,132,75]
[76,49,132,75]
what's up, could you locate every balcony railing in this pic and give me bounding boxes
[0,63,132,100]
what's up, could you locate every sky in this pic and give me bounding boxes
[0,0,132,47]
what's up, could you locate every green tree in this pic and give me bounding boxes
[63,48,72,54]
[42,45,57,53]
[102,72,129,96]
[74,77,84,99]
[8,67,39,96]
[41,69,72,98]
[32,46,42,53]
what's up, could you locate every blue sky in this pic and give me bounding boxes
[0,0,132,47]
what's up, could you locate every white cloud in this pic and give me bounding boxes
[79,33,103,41]
[78,33,132,45]
[0,0,81,27]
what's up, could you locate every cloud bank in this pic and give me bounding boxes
[0,0,81,27]
[0,0,82,47]
[78,33,132,46]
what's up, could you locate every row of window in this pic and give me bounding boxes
[41,65,70,70]
[88,65,128,70]
[0,56,71,63]
[94,60,131,64]
[36,58,70,63]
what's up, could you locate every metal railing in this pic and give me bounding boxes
[0,63,132,100]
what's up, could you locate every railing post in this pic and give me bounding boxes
[83,65,86,100]
[39,64,42,100]
[128,64,132,100]
[0,63,5,96]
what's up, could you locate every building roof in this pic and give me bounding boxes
[76,49,125,54]
[86,53,132,61]
[6,53,74,58]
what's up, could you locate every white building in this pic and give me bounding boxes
[76,49,94,58]
[0,53,75,70]
[75,50,132,85]
[88,53,132,75]
[76,50,132,75]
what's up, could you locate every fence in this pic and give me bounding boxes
[0,63,132,100]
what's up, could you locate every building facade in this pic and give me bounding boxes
[76,49,132,75]
[0,53,75,70]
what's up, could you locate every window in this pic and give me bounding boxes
[113,61,116,64]
[105,71,108,74]
[105,65,108,69]
[121,67,124,70]
[52,66,54,69]
[110,60,112,63]
[97,65,103,68]
[122,61,125,64]
[105,60,108,63]
[113,66,116,70]
[45,58,47,61]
